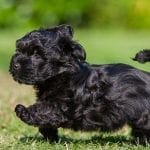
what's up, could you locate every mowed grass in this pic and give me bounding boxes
[1,28,150,149]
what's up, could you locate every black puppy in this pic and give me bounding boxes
[9,24,150,144]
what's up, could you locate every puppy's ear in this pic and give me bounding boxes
[57,24,73,39]
[58,37,86,61]
[71,41,86,61]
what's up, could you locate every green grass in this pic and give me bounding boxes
[1,28,150,149]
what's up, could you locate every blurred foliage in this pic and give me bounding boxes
[1,0,150,29]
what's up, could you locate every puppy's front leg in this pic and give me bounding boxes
[39,127,58,142]
[15,102,66,128]
[15,102,66,142]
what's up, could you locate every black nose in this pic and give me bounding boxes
[13,63,21,70]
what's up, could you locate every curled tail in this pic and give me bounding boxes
[133,49,150,63]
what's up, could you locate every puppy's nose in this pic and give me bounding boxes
[14,63,21,70]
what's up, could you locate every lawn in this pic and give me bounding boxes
[0,28,150,149]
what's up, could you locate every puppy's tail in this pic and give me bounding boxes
[132,49,150,63]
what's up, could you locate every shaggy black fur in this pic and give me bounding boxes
[9,24,150,144]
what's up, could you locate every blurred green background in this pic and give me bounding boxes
[1,0,150,29]
[1,1,150,149]
[1,0,150,71]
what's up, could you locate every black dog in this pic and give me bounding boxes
[9,24,150,144]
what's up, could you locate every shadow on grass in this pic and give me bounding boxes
[19,134,131,146]
[60,135,131,146]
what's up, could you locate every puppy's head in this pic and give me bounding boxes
[9,24,86,85]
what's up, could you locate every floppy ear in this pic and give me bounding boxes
[58,37,86,61]
[71,41,86,61]
[56,24,73,39]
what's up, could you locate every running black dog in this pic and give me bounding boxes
[9,24,150,144]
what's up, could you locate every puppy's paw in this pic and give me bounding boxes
[15,104,29,121]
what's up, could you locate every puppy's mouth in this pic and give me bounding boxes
[9,68,49,85]
[9,68,35,85]
[11,73,36,85]
[16,78,35,85]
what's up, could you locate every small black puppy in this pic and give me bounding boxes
[9,24,150,144]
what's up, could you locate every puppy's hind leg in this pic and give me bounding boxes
[131,111,150,145]
[131,128,150,145]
